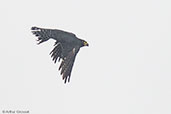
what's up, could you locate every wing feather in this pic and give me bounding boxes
[59,47,79,83]
[31,26,76,44]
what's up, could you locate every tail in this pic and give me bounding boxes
[31,26,50,44]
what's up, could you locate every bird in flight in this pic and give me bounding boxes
[31,26,89,83]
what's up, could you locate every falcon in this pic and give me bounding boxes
[31,26,89,83]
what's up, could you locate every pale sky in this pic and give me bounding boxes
[0,0,171,114]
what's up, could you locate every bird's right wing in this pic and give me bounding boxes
[59,47,80,83]
[31,26,75,44]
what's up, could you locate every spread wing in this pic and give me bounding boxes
[31,26,76,44]
[59,47,80,83]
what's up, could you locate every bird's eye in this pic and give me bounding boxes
[83,41,88,46]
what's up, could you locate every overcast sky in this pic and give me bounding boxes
[0,0,171,114]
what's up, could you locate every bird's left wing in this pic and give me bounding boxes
[31,26,76,44]
[59,47,80,83]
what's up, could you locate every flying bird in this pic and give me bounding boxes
[31,26,89,83]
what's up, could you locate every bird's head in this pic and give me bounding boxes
[80,40,89,47]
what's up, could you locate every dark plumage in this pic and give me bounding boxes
[31,26,89,83]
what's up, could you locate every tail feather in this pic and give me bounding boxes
[49,42,62,63]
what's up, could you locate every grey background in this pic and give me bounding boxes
[0,0,171,114]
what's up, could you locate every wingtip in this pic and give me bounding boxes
[31,26,39,30]
[63,76,66,83]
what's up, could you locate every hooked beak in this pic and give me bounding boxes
[86,43,89,46]
[84,42,89,46]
